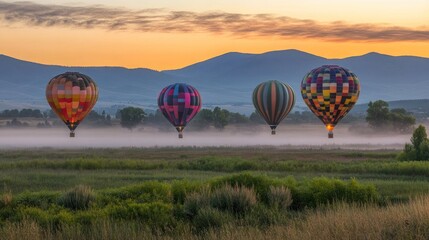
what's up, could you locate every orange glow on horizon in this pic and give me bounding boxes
[1,25,429,70]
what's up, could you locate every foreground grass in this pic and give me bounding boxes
[2,195,429,240]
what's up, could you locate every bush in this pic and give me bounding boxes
[193,207,231,233]
[267,186,292,210]
[1,190,13,208]
[183,190,210,219]
[75,210,105,226]
[172,180,204,204]
[58,185,95,210]
[293,178,379,209]
[100,181,171,205]
[15,191,60,209]
[107,202,174,230]
[19,207,51,227]
[209,185,257,216]
[210,173,276,204]
[183,184,259,218]
[244,205,283,228]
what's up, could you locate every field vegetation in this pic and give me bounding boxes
[0,147,428,238]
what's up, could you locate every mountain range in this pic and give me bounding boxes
[0,49,428,115]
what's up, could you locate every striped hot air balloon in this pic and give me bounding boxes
[158,83,202,138]
[252,80,295,135]
[46,72,98,137]
[301,65,360,138]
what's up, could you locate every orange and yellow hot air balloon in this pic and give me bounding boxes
[46,72,98,137]
[301,65,360,138]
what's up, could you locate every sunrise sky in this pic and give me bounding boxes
[0,0,428,70]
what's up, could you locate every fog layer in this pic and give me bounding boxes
[0,125,412,149]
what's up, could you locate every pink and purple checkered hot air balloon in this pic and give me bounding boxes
[158,83,202,138]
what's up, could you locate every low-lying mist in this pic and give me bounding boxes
[0,124,413,149]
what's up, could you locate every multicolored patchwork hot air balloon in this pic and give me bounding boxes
[252,80,295,135]
[301,65,360,138]
[158,83,202,138]
[46,72,98,137]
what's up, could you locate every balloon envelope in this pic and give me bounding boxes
[46,72,98,137]
[252,80,295,134]
[157,83,202,138]
[301,65,360,138]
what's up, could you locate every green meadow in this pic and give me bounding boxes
[1,147,429,239]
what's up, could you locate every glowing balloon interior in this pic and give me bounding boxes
[301,65,360,138]
[46,72,98,137]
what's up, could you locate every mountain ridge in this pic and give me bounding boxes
[0,50,428,114]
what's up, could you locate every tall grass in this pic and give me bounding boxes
[58,185,95,210]
[3,196,429,240]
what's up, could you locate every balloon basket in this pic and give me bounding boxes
[328,132,333,139]
[70,132,75,138]
[271,130,276,135]
[178,133,183,139]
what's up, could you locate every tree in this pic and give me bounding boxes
[411,125,428,160]
[212,107,229,129]
[229,112,249,124]
[192,109,214,129]
[249,111,265,124]
[366,100,415,132]
[390,108,416,133]
[398,125,429,161]
[366,100,390,128]
[119,107,146,131]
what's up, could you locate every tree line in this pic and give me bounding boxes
[0,99,423,132]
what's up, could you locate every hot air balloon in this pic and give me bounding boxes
[252,80,295,135]
[46,72,98,137]
[301,65,360,138]
[158,83,202,138]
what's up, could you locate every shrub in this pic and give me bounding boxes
[210,173,275,204]
[209,185,257,216]
[15,191,60,209]
[193,207,231,233]
[75,210,104,226]
[100,181,172,205]
[107,202,174,230]
[50,209,75,228]
[293,177,379,209]
[397,144,417,161]
[183,190,210,219]
[0,206,20,222]
[267,186,292,210]
[172,180,204,204]
[19,207,50,227]
[58,185,95,210]
[244,205,283,228]
[1,190,13,207]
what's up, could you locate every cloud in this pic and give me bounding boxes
[0,1,428,42]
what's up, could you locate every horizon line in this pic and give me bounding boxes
[1,49,428,71]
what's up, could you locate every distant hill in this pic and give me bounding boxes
[0,50,428,114]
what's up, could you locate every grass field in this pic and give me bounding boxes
[1,147,429,239]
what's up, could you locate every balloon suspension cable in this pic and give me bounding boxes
[328,131,333,139]
[70,131,75,138]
